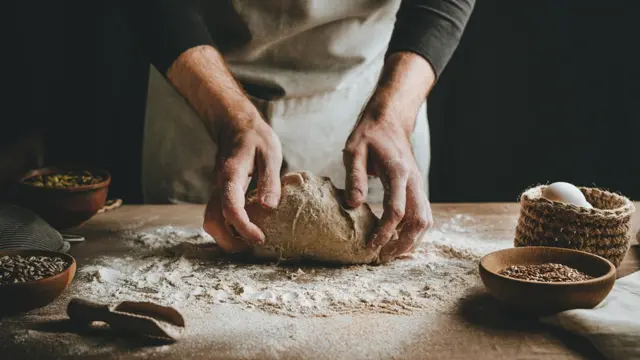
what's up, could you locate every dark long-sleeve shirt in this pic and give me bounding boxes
[121,0,475,79]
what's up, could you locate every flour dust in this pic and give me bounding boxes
[75,214,513,317]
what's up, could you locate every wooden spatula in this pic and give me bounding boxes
[67,298,185,342]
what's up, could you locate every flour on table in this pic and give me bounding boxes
[75,215,513,317]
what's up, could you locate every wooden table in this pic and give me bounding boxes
[1,203,638,359]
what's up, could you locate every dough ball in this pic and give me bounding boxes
[245,171,384,265]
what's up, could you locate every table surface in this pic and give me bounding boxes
[1,202,638,360]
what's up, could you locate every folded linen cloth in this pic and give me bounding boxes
[541,271,640,360]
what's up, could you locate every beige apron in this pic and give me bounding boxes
[142,0,430,204]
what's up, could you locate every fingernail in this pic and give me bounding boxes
[262,194,277,208]
[349,189,362,202]
[369,232,380,248]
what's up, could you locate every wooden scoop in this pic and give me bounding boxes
[67,298,185,342]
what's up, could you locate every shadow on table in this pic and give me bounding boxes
[25,318,173,349]
[457,286,605,360]
[617,244,640,279]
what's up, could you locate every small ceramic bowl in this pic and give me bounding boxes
[18,166,111,230]
[0,250,76,315]
[479,246,616,315]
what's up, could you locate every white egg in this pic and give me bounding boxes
[541,182,593,208]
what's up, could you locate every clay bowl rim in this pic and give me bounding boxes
[19,166,111,193]
[0,249,77,288]
[480,246,616,286]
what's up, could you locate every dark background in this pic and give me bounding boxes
[4,1,639,203]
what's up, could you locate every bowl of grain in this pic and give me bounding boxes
[479,246,616,315]
[18,166,111,230]
[0,249,76,314]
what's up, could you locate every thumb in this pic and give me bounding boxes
[203,189,252,254]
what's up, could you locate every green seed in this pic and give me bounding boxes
[25,170,104,188]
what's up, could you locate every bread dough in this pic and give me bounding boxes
[245,171,383,265]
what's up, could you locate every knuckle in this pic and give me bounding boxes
[221,192,241,215]
[394,163,410,177]
[221,207,241,222]
[388,205,405,222]
[221,193,237,209]
[220,159,239,178]
[343,145,363,159]
[412,216,430,232]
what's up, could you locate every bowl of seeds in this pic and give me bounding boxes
[0,250,76,314]
[479,246,616,315]
[18,166,111,230]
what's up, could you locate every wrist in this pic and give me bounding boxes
[366,52,435,133]
[378,52,436,98]
[167,45,259,140]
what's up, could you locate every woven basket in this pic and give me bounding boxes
[515,185,636,267]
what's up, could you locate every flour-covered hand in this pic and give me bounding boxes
[343,107,432,262]
[204,115,282,253]
[204,110,283,250]
[167,45,283,248]
[343,52,436,262]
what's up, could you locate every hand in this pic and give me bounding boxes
[204,110,283,252]
[343,52,436,263]
[343,110,433,262]
[204,187,251,254]
[165,45,283,251]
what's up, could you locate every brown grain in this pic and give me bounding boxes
[498,263,594,282]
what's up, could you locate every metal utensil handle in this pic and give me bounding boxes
[67,297,112,324]
[61,234,85,243]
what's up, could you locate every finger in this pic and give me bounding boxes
[220,159,266,244]
[203,189,252,254]
[343,144,369,207]
[379,174,431,261]
[370,163,408,249]
[256,149,282,209]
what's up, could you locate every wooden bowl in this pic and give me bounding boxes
[0,250,76,315]
[479,246,616,315]
[18,166,111,230]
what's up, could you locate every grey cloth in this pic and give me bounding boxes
[0,204,70,253]
[541,271,640,360]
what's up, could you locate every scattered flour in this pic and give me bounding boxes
[72,214,514,318]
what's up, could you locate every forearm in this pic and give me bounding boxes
[365,52,435,135]
[367,0,475,132]
[167,45,260,141]
[119,1,259,141]
[387,0,476,79]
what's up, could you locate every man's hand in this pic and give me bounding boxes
[211,110,283,247]
[167,45,283,249]
[343,52,436,262]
